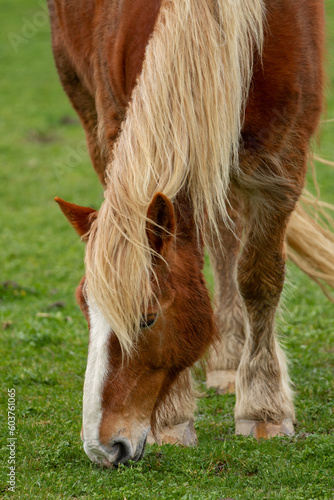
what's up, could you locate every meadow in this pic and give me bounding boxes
[0,1,333,498]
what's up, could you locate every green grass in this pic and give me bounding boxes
[0,1,334,499]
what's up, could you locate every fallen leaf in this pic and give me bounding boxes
[2,320,13,329]
[36,313,51,318]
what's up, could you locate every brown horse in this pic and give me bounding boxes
[48,0,325,466]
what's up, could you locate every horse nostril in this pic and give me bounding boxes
[110,439,132,465]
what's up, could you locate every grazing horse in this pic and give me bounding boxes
[48,0,325,466]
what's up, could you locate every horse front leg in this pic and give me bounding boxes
[206,188,247,393]
[234,178,298,438]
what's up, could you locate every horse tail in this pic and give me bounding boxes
[85,0,265,352]
[286,192,334,301]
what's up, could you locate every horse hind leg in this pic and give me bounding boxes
[233,157,304,438]
[206,188,247,394]
[147,368,198,446]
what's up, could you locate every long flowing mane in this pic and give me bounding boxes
[85,0,265,353]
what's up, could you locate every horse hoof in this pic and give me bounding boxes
[235,418,294,439]
[206,370,236,394]
[147,419,198,446]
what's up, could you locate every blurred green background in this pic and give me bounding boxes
[0,1,333,499]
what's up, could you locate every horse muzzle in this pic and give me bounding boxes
[82,428,150,467]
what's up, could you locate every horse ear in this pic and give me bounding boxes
[55,197,98,239]
[146,193,175,254]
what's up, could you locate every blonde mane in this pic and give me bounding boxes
[85,0,265,353]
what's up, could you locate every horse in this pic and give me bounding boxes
[47,0,326,466]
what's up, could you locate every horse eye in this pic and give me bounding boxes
[140,315,157,329]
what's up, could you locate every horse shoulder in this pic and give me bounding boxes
[243,0,325,153]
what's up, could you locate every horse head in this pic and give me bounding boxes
[56,193,215,466]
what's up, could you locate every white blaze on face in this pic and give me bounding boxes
[82,297,114,465]
[81,296,151,466]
